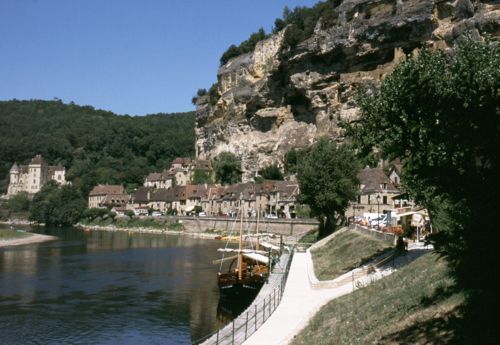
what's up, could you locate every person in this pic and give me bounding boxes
[396,236,407,254]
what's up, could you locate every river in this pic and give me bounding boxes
[0,225,238,344]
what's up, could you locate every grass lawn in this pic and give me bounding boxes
[0,229,32,240]
[298,228,319,244]
[312,230,393,280]
[292,252,464,345]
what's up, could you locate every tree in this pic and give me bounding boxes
[297,138,360,238]
[124,210,135,219]
[29,182,86,226]
[6,192,30,213]
[82,207,108,221]
[214,152,242,185]
[191,169,213,184]
[259,164,284,180]
[351,39,500,342]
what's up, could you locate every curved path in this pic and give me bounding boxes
[243,242,430,345]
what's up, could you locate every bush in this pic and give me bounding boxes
[30,182,86,226]
[6,192,31,212]
[83,207,108,221]
[124,210,135,218]
[259,164,284,180]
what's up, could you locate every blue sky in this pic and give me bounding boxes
[0,0,319,116]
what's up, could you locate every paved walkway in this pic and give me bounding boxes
[243,243,431,345]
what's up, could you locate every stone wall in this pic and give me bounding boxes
[179,216,319,237]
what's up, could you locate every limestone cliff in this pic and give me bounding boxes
[195,0,499,181]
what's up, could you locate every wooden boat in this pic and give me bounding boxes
[215,202,272,299]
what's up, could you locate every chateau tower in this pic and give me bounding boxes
[26,154,47,193]
[7,163,20,195]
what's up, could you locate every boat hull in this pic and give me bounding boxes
[218,275,265,299]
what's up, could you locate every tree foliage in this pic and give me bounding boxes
[214,152,242,185]
[297,138,360,238]
[351,39,500,342]
[6,192,31,212]
[220,28,268,65]
[191,169,213,184]
[218,1,343,65]
[29,182,87,226]
[0,100,195,196]
[259,164,284,180]
[82,207,109,221]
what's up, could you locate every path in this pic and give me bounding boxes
[243,243,431,345]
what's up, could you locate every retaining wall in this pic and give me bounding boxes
[351,224,395,243]
[179,217,319,237]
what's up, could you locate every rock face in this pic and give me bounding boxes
[196,0,499,181]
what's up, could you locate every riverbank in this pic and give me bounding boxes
[0,219,37,226]
[0,232,58,247]
[76,223,221,240]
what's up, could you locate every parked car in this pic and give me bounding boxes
[265,213,278,219]
[151,211,162,217]
[198,212,207,217]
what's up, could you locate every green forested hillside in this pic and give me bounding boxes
[0,100,195,195]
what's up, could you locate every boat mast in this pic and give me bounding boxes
[237,193,244,281]
[256,206,260,251]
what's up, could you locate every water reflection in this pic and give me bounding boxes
[0,225,232,344]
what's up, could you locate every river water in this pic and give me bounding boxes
[0,225,235,344]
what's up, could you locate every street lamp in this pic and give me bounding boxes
[376,195,381,229]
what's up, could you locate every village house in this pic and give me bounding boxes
[143,170,174,189]
[255,181,299,218]
[197,181,300,219]
[347,167,401,219]
[88,184,130,209]
[7,154,68,196]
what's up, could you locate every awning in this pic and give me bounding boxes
[394,211,426,218]
[243,253,269,264]
[260,242,280,251]
[217,248,268,255]
[185,205,195,212]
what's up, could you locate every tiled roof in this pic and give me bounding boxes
[89,184,126,196]
[358,167,399,194]
[30,154,45,165]
[172,157,192,166]
[132,187,152,203]
[145,169,174,182]
[191,159,212,171]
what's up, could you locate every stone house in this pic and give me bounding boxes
[199,181,299,219]
[347,167,400,218]
[7,154,67,196]
[255,181,299,218]
[88,184,130,209]
[143,170,174,189]
[171,157,192,170]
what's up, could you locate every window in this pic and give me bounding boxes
[383,196,387,204]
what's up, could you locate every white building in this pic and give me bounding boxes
[7,154,67,196]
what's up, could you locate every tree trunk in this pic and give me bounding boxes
[318,213,336,239]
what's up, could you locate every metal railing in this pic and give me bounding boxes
[192,248,295,345]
